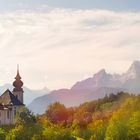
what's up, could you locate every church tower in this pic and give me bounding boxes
[13,65,24,104]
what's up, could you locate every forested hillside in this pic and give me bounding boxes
[0,92,140,140]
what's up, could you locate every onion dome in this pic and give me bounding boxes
[13,65,23,92]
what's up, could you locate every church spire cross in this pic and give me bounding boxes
[17,64,19,73]
[15,64,21,80]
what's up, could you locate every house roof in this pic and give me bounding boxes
[0,89,24,106]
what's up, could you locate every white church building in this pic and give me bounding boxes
[0,67,24,125]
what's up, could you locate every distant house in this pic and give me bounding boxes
[0,67,24,125]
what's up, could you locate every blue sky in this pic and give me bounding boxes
[46,0,140,10]
[0,0,140,11]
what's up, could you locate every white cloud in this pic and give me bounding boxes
[0,9,139,90]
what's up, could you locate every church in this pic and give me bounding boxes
[0,67,24,125]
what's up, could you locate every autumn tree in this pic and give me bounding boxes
[46,102,68,123]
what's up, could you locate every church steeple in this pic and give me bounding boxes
[13,65,24,103]
[13,65,23,92]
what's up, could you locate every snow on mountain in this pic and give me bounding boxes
[28,61,140,114]
[71,69,122,90]
[121,61,140,81]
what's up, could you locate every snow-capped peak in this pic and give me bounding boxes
[94,69,106,77]
[125,60,140,78]
[119,61,140,84]
[129,61,140,71]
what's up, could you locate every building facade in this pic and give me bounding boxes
[0,67,24,125]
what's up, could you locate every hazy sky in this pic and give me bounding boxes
[0,1,140,90]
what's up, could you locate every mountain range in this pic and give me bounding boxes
[28,61,140,114]
[0,84,49,105]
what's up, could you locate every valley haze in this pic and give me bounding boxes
[28,60,140,114]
